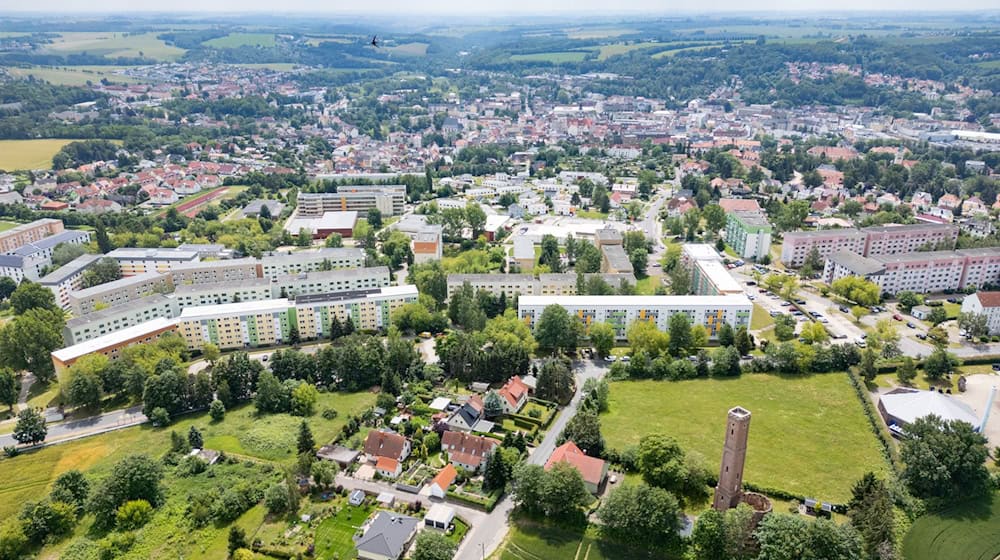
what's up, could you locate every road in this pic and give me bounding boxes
[454,359,608,560]
[0,405,146,448]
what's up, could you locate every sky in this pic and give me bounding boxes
[4,0,1000,12]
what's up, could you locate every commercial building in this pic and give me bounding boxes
[297,185,406,217]
[39,254,102,310]
[0,218,64,253]
[69,271,173,315]
[725,211,772,261]
[878,388,980,435]
[692,259,744,296]
[518,294,753,339]
[782,223,958,267]
[51,317,179,371]
[64,294,179,345]
[283,211,358,239]
[512,237,535,271]
[108,247,201,276]
[961,291,1000,334]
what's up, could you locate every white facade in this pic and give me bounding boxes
[961,293,1000,335]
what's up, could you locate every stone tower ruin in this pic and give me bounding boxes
[713,406,751,511]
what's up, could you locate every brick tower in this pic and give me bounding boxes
[713,406,751,511]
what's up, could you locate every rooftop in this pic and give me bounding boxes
[862,222,957,235]
[179,298,289,321]
[52,317,178,362]
[681,243,723,262]
[108,247,200,261]
[66,294,176,328]
[70,271,168,299]
[826,250,886,276]
[38,254,101,285]
[11,230,90,256]
[880,388,979,427]
[520,294,752,308]
[783,228,867,240]
[261,248,364,265]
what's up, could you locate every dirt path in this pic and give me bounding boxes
[16,372,34,411]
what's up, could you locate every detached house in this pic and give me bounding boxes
[363,430,411,479]
[546,441,609,494]
[446,394,492,433]
[441,431,499,472]
[498,376,530,414]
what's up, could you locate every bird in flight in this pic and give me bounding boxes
[370,35,380,48]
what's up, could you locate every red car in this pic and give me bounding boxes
[892,313,903,321]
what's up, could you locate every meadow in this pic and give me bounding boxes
[600,375,890,502]
[903,493,1000,560]
[388,42,429,56]
[203,32,277,48]
[498,516,663,560]
[595,42,664,60]
[510,51,589,63]
[41,31,185,60]
[0,139,92,171]
[5,65,139,86]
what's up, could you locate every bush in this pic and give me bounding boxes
[177,456,208,477]
[209,400,225,422]
[115,499,153,531]
[149,407,170,427]
[321,408,338,420]
[3,445,20,458]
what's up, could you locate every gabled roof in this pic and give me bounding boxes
[498,376,529,409]
[441,431,500,468]
[973,291,1000,309]
[431,464,457,491]
[545,441,607,486]
[375,456,400,473]
[354,512,419,559]
[364,430,408,460]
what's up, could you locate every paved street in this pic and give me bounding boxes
[0,405,146,448]
[454,359,608,560]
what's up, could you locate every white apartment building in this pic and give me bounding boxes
[69,271,173,315]
[169,258,260,285]
[782,224,958,267]
[64,294,180,345]
[258,248,365,278]
[518,294,753,340]
[108,248,201,276]
[781,229,868,268]
[272,266,391,298]
[39,254,102,310]
[173,278,274,308]
[297,185,406,217]
[446,274,537,300]
[961,292,1000,335]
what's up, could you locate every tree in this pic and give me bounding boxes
[756,513,862,560]
[629,247,648,276]
[188,426,203,449]
[255,370,288,413]
[802,247,824,276]
[723,503,757,560]
[10,281,57,314]
[265,482,293,514]
[830,277,880,307]
[50,470,89,514]
[542,461,590,517]
[897,356,917,385]
[848,473,895,559]
[51,242,86,267]
[702,204,726,236]
[0,368,17,411]
[412,529,457,560]
[291,383,319,416]
[65,366,102,409]
[115,499,153,530]
[668,313,692,357]
[534,305,580,354]
[228,526,248,557]
[465,202,486,238]
[627,319,670,357]
[902,414,990,502]
[690,508,727,560]
[927,306,948,325]
[850,305,867,323]
[483,446,516,492]
[80,258,122,289]
[483,390,505,418]
[669,263,692,295]
[958,311,989,339]
[561,410,604,456]
[88,454,164,529]
[859,347,878,383]
[718,323,735,347]
[12,408,46,446]
[535,359,574,404]
[539,234,562,273]
[800,321,828,344]
[311,460,337,489]
[897,291,921,312]
[868,319,901,359]
[597,483,682,546]
[0,518,28,559]
[201,343,220,365]
[589,322,615,358]
[711,346,742,377]
[0,307,65,383]
[637,433,686,493]
[19,500,76,543]
[297,420,315,454]
[574,241,602,273]
[367,208,383,229]
[324,232,343,247]
[735,326,753,356]
[923,347,959,380]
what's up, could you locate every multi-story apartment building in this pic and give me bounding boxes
[39,254,102,310]
[169,258,260,286]
[0,229,93,282]
[64,294,180,345]
[0,253,49,282]
[412,226,443,264]
[297,185,406,217]
[108,248,201,276]
[52,317,179,371]
[680,244,723,268]
[823,247,1000,295]
[0,218,64,253]
[537,273,637,295]
[821,251,886,285]
[294,285,418,338]
[69,271,173,315]
[446,274,537,300]
[518,294,753,340]
[692,260,744,296]
[258,248,365,278]
[782,224,958,267]
[173,278,273,308]
[956,248,1000,289]
[272,266,391,298]
[725,211,772,261]
[961,291,1000,334]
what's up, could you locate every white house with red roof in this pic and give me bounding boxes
[498,376,530,414]
[545,441,609,494]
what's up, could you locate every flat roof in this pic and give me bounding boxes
[681,244,722,262]
[294,284,417,305]
[731,211,771,228]
[52,317,178,362]
[783,228,866,240]
[66,294,176,328]
[284,211,359,233]
[70,271,167,299]
[826,250,885,276]
[11,230,90,256]
[695,260,743,293]
[273,266,390,284]
[174,277,272,294]
[872,250,968,265]
[519,294,752,307]
[862,223,957,234]
[880,389,979,426]
[602,244,633,272]
[448,273,535,284]
[39,254,101,285]
[108,247,200,261]
[179,298,290,320]
[169,257,257,271]
[261,248,364,265]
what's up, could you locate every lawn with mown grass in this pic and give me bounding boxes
[903,493,1000,560]
[0,390,374,520]
[750,303,774,331]
[498,515,665,560]
[0,221,20,232]
[314,504,373,559]
[600,375,890,502]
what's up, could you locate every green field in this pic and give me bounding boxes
[510,51,588,63]
[42,31,185,60]
[499,516,660,560]
[0,221,19,232]
[388,42,429,56]
[6,65,139,86]
[0,390,375,521]
[314,504,374,559]
[203,32,277,48]
[652,43,727,59]
[903,493,1000,560]
[750,303,775,331]
[596,42,663,60]
[0,139,92,171]
[565,27,638,40]
[601,375,890,502]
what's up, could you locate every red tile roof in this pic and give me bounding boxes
[375,456,399,473]
[719,198,761,213]
[441,431,499,469]
[545,441,606,486]
[974,291,1000,309]
[498,376,529,409]
[364,430,408,460]
[431,464,457,491]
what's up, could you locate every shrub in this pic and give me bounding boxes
[321,408,338,420]
[149,407,171,427]
[177,456,208,477]
[115,500,153,531]
[209,399,226,422]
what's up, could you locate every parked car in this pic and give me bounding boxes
[747,295,756,301]
[838,305,849,313]
[856,339,867,347]
[906,322,916,328]
[746,281,757,286]
[892,314,903,321]
[916,333,927,340]
[795,299,806,305]
[769,310,781,317]
[992,363,1000,372]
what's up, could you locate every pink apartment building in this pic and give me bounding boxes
[823,247,1000,294]
[782,223,958,267]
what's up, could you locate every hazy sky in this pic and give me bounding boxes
[4,0,1000,13]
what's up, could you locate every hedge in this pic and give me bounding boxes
[446,488,503,512]
[846,369,901,474]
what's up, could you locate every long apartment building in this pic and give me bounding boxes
[39,254,101,310]
[258,248,365,277]
[0,218,64,253]
[173,278,274,308]
[172,266,392,307]
[108,248,365,281]
[64,294,180,346]
[69,271,173,315]
[782,223,959,267]
[0,229,92,282]
[170,258,260,285]
[298,185,406,217]
[52,317,179,371]
[108,248,201,276]
[177,285,418,350]
[445,273,637,299]
[518,294,753,340]
[822,247,1000,295]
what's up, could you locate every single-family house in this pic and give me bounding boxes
[375,456,402,479]
[441,431,499,472]
[354,512,420,560]
[363,430,411,463]
[498,376,530,414]
[446,394,490,432]
[545,441,609,494]
[429,464,458,499]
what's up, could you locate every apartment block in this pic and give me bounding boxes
[258,248,365,278]
[446,274,537,300]
[173,278,274,308]
[272,266,391,298]
[64,294,180,345]
[293,285,418,338]
[39,254,102,310]
[961,292,1000,335]
[782,223,958,267]
[537,273,637,295]
[412,225,443,264]
[169,258,260,286]
[297,185,406,217]
[69,271,174,315]
[0,253,49,282]
[0,229,93,282]
[821,251,886,285]
[0,218,64,253]
[781,229,867,268]
[518,294,753,340]
[680,244,723,268]
[955,248,1000,289]
[725,211,772,261]
[108,247,201,276]
[692,260,744,296]
[52,317,179,371]
[823,247,1000,295]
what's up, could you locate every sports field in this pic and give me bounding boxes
[0,139,88,171]
[601,375,890,502]
[903,493,1000,560]
[203,32,277,48]
[41,31,185,60]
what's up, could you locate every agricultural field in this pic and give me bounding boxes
[595,42,663,60]
[903,493,1000,560]
[6,65,139,86]
[0,390,375,521]
[510,51,588,63]
[388,42,429,56]
[203,32,277,48]
[651,43,727,59]
[600,375,890,502]
[40,31,186,60]
[0,139,91,171]
[565,27,638,40]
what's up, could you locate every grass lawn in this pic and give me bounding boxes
[43,31,185,60]
[498,516,664,560]
[750,303,775,331]
[942,302,961,320]
[0,139,92,171]
[203,32,277,48]
[0,220,19,232]
[0,391,374,520]
[510,51,588,63]
[388,42,429,56]
[575,209,609,220]
[634,275,662,295]
[313,504,374,559]
[601,375,890,502]
[903,493,1000,560]
[7,65,140,86]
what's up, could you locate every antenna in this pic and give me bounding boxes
[979,385,997,434]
